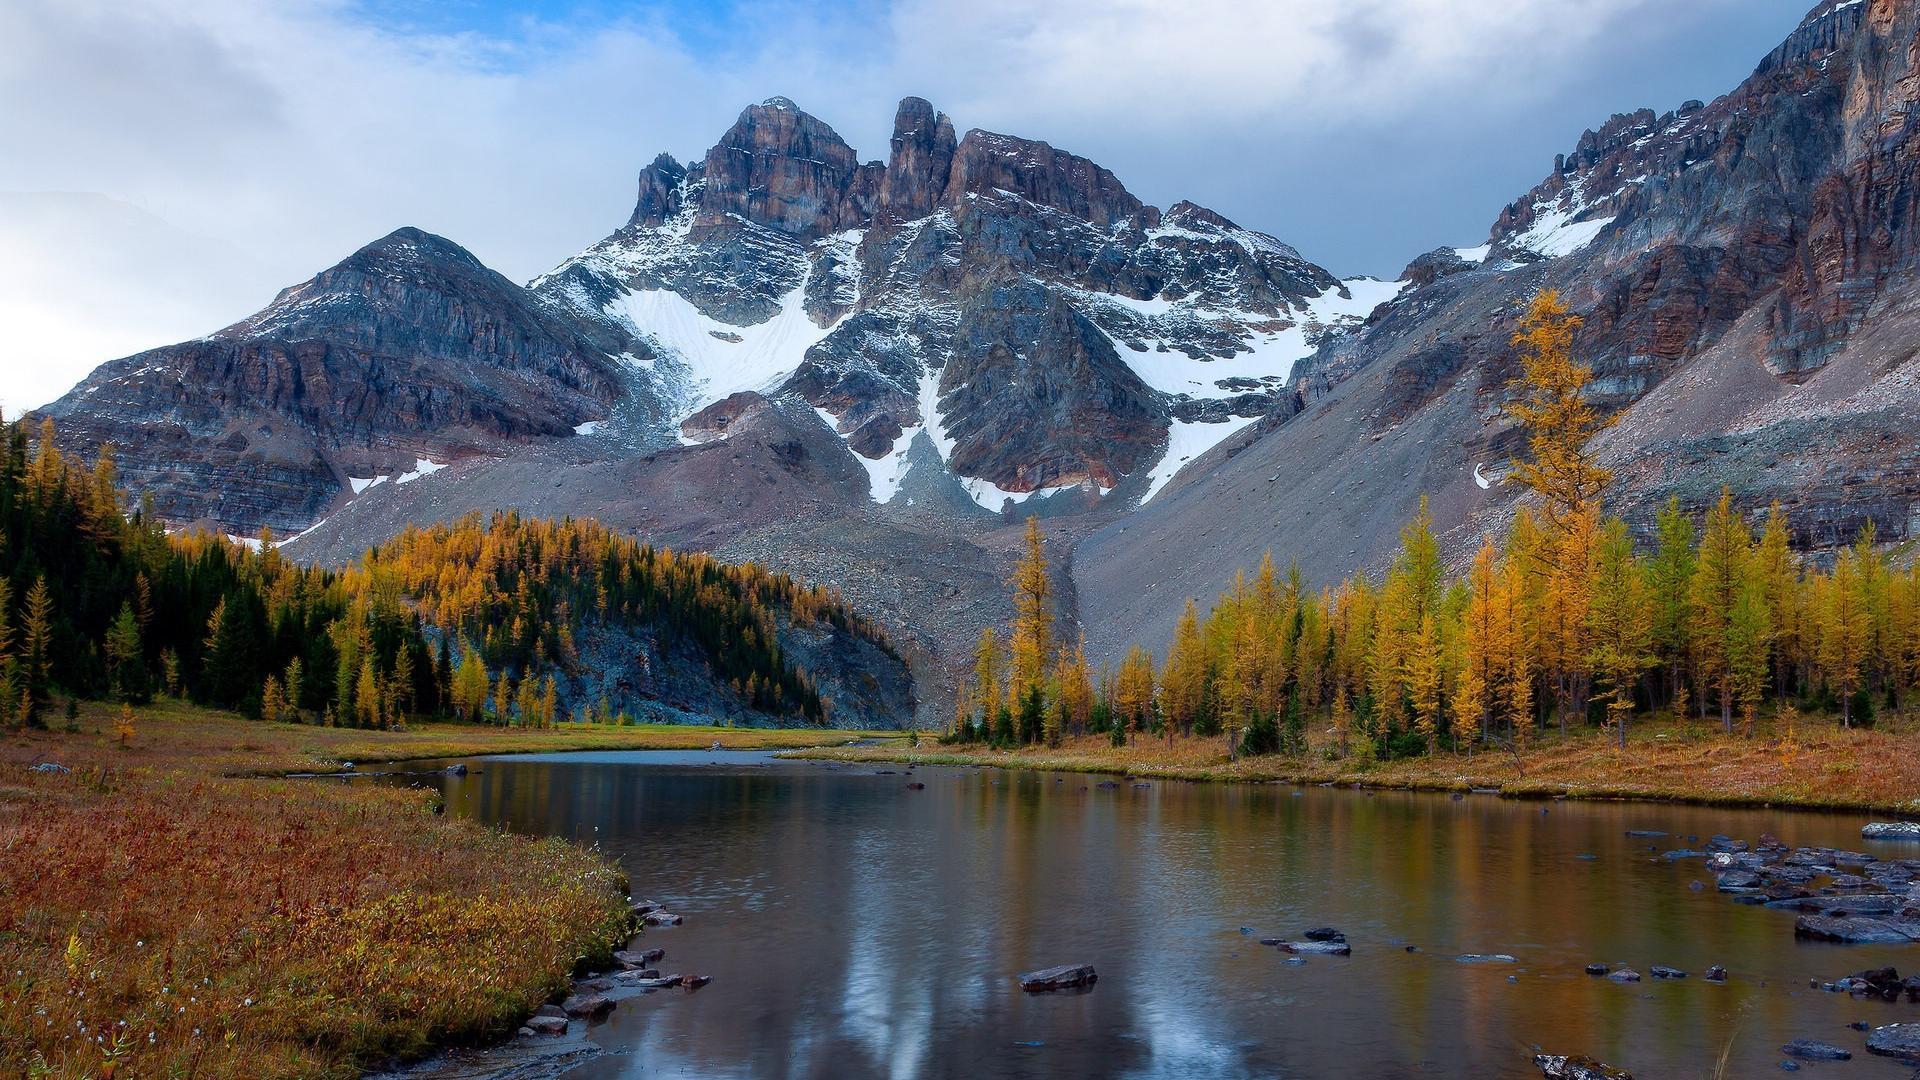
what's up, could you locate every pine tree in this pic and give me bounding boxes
[103,601,148,703]
[1113,644,1156,742]
[391,644,415,719]
[0,579,16,730]
[1689,490,1750,732]
[1408,613,1444,752]
[20,576,53,726]
[969,626,1002,738]
[283,657,305,721]
[1752,503,1797,701]
[1458,538,1501,744]
[1587,517,1652,748]
[356,657,381,727]
[1726,580,1771,737]
[260,674,287,724]
[1822,545,1872,728]
[1161,598,1209,737]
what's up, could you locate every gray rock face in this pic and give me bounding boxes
[878,97,956,220]
[1075,0,1920,662]
[38,227,640,534]
[693,97,872,242]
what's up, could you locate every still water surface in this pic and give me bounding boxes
[400,751,1920,1079]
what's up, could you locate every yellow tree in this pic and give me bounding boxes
[1726,580,1771,736]
[1751,503,1798,701]
[1504,291,1614,735]
[1006,516,1054,712]
[970,626,1002,735]
[1113,644,1156,741]
[1689,490,1750,733]
[1457,538,1502,744]
[20,576,54,722]
[1587,517,1653,748]
[1821,544,1873,727]
[1498,555,1537,745]
[1161,598,1209,736]
[1053,636,1094,737]
[1408,613,1444,752]
[1503,289,1614,533]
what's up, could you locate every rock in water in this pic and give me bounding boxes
[1456,954,1518,964]
[1018,964,1097,992]
[1704,966,1728,982]
[561,993,614,1019]
[1280,939,1352,956]
[1867,1024,1920,1060]
[526,1015,568,1036]
[1607,969,1642,983]
[1585,963,1610,976]
[1534,1053,1634,1079]
[1650,965,1688,979]
[1863,822,1920,841]
[1781,1039,1852,1061]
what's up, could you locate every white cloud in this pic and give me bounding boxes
[0,0,1793,414]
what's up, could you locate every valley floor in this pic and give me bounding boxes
[797,714,1920,815]
[0,702,877,1079]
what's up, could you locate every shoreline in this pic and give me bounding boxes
[783,723,1920,817]
[0,702,880,1078]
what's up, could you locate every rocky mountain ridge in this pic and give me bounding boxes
[1077,0,1920,658]
[34,0,1920,721]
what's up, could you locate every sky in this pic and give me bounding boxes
[0,0,1813,414]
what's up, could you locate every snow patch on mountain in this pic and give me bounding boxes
[1090,277,1405,399]
[392,458,446,485]
[1509,180,1616,259]
[611,282,838,421]
[1144,416,1258,503]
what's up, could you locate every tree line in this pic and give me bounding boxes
[957,291,1916,758]
[0,418,892,730]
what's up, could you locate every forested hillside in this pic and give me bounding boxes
[0,418,904,730]
[959,293,1918,758]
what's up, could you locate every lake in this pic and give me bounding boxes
[389,750,1920,1079]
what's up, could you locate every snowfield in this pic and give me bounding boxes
[611,282,838,424]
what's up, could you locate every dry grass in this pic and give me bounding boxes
[1,698,882,779]
[0,702,877,1078]
[798,713,1920,814]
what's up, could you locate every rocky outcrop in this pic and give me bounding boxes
[630,153,690,229]
[692,98,874,241]
[877,97,956,220]
[947,129,1146,229]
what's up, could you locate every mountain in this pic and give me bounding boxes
[38,96,1382,722]
[531,95,1386,507]
[39,228,648,532]
[37,0,1920,721]
[1077,0,1920,659]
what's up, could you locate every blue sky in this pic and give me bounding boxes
[1,0,1815,411]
